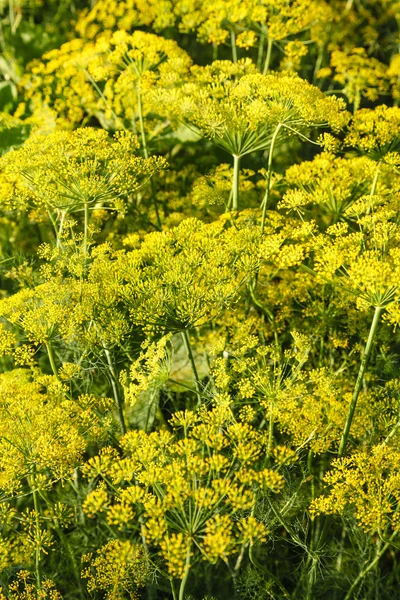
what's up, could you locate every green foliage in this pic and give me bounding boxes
[2,1,400,599]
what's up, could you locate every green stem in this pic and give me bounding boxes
[45,341,61,383]
[248,545,290,597]
[103,344,126,434]
[312,305,383,586]
[260,123,282,234]
[370,162,381,197]
[178,542,192,600]
[344,0,355,13]
[170,579,178,600]
[181,330,201,406]
[353,91,360,114]
[47,209,59,241]
[232,154,240,211]
[262,38,273,75]
[343,532,397,600]
[56,527,84,597]
[266,494,313,555]
[338,305,382,457]
[137,78,161,228]
[248,284,279,349]
[231,29,238,63]
[57,210,66,248]
[83,202,89,264]
[31,482,42,590]
[313,44,325,86]
[257,35,265,71]
[266,403,274,463]
[212,42,218,61]
[137,78,149,159]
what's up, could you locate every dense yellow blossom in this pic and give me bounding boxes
[2,1,400,597]
[82,403,282,578]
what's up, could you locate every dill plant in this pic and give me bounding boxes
[1,1,400,599]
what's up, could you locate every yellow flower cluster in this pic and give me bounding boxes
[0,128,166,215]
[158,63,349,157]
[320,48,389,111]
[82,540,150,599]
[311,443,400,534]
[82,403,282,578]
[0,369,112,494]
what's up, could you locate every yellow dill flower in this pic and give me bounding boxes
[312,216,400,312]
[201,514,235,563]
[310,445,400,534]
[122,335,172,406]
[3,571,62,600]
[280,152,384,222]
[82,401,282,579]
[159,65,349,157]
[117,217,254,334]
[345,105,400,158]
[322,47,389,111]
[0,128,166,216]
[22,38,104,129]
[0,369,112,495]
[82,540,150,599]
[160,533,191,577]
[76,0,176,39]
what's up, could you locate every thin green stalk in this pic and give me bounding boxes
[260,123,282,234]
[338,305,382,457]
[45,341,61,383]
[231,29,238,63]
[47,209,59,241]
[181,330,201,406]
[31,482,42,590]
[83,201,89,264]
[370,162,381,197]
[353,91,360,115]
[57,210,66,248]
[248,545,290,598]
[343,532,397,600]
[137,78,149,159]
[266,403,274,463]
[137,78,161,228]
[232,154,241,211]
[179,542,192,600]
[313,44,325,85]
[170,579,178,600]
[312,305,383,576]
[383,417,400,445]
[256,35,265,71]
[266,494,314,556]
[262,38,273,75]
[103,344,126,434]
[56,527,84,597]
[85,69,125,129]
[212,42,218,61]
[344,0,355,13]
